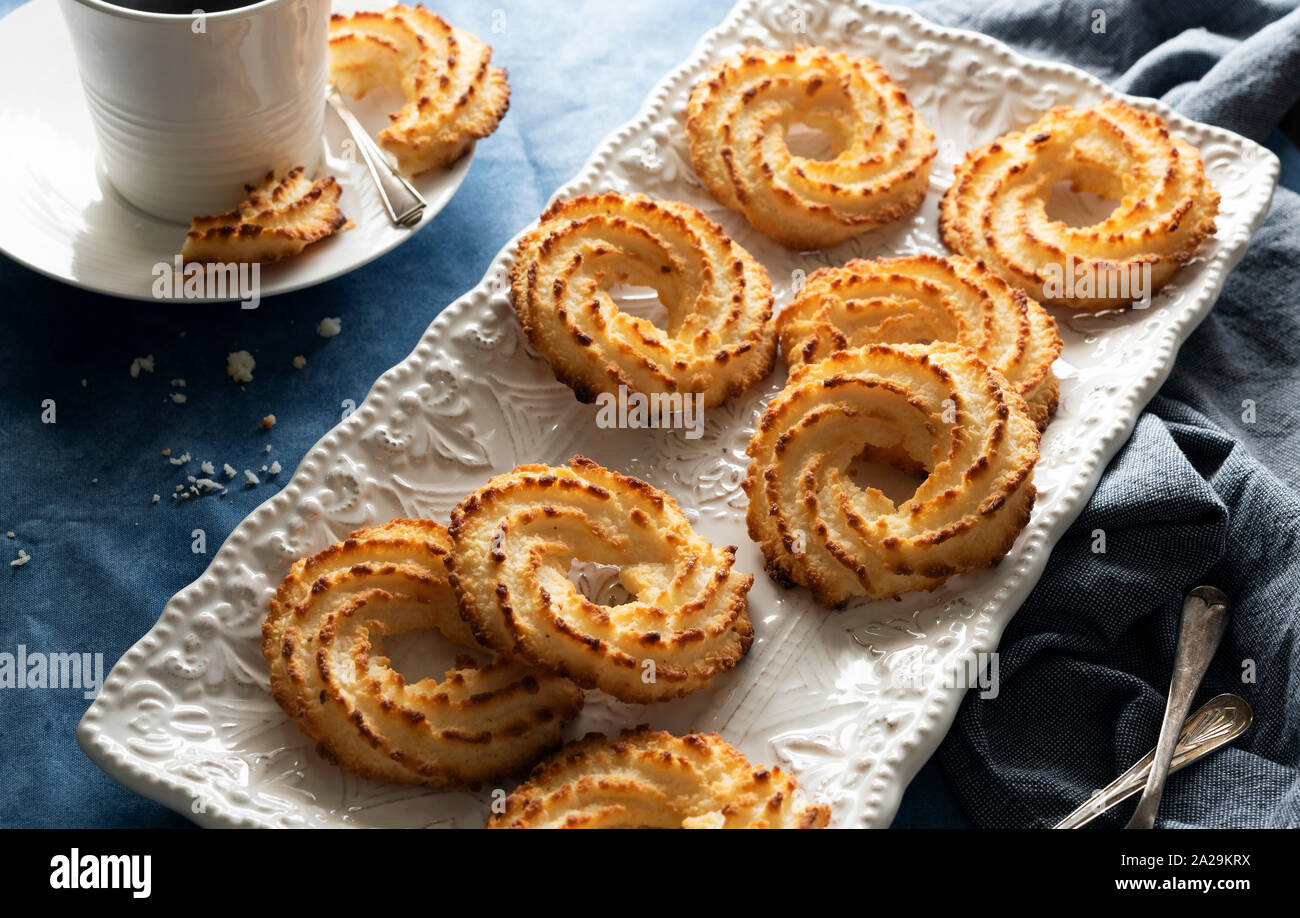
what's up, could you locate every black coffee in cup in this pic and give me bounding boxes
[104,0,260,13]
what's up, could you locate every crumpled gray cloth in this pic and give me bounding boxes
[912,0,1300,827]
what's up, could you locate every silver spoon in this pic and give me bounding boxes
[325,84,427,228]
[1124,586,1231,829]
[1055,693,1251,829]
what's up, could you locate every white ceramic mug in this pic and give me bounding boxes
[58,0,329,224]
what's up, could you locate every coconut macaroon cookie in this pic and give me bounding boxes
[940,99,1220,312]
[181,167,349,264]
[509,193,777,408]
[263,519,583,787]
[686,46,936,250]
[744,342,1041,606]
[448,457,755,703]
[328,4,510,175]
[489,728,830,828]
[777,255,1063,429]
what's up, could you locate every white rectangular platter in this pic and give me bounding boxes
[79,0,1278,827]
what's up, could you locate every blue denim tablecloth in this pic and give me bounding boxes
[1,0,1297,828]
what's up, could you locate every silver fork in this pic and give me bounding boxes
[325,84,427,228]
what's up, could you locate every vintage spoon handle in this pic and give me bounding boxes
[1054,693,1251,829]
[1124,586,1230,829]
[325,84,427,228]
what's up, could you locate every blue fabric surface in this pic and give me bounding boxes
[0,0,1296,830]
[915,0,1300,827]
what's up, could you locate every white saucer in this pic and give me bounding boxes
[0,0,473,302]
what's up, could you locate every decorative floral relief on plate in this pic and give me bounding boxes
[79,0,1278,828]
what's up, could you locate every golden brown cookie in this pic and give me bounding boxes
[777,254,1062,428]
[940,99,1219,312]
[489,727,830,828]
[448,457,754,703]
[744,343,1040,605]
[262,518,582,787]
[510,193,777,407]
[686,46,935,249]
[329,4,510,175]
[181,167,348,264]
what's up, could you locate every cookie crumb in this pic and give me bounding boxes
[226,350,255,383]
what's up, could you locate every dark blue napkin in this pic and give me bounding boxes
[916,0,1300,827]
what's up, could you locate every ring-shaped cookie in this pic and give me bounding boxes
[940,100,1219,312]
[449,457,754,703]
[777,254,1062,428]
[263,519,583,786]
[329,4,510,175]
[489,728,830,828]
[686,46,936,249]
[510,193,776,407]
[744,343,1040,605]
